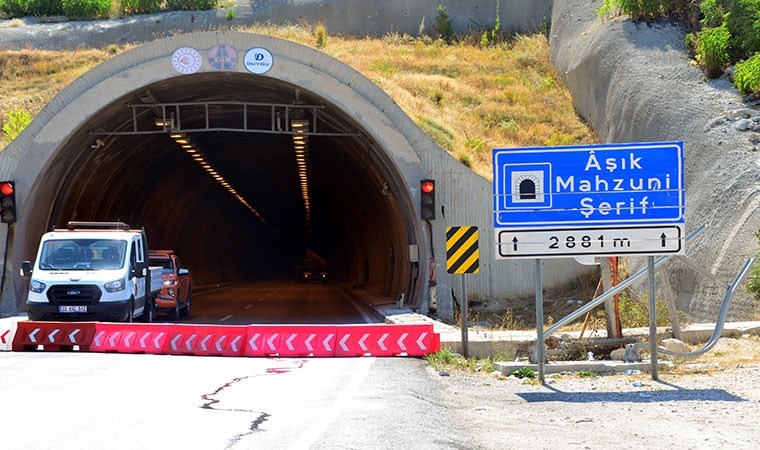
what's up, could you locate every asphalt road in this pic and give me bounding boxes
[0,352,466,450]
[165,280,381,325]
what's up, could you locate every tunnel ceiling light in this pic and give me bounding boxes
[166,131,278,236]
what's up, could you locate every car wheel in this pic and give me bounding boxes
[180,290,191,317]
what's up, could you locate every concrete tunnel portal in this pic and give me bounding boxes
[4,32,437,314]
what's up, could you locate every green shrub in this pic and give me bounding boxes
[695,24,730,77]
[435,5,453,42]
[734,53,760,94]
[29,0,63,15]
[699,0,730,28]
[747,232,760,300]
[166,0,216,11]
[0,0,31,17]
[225,6,234,20]
[415,116,455,150]
[725,0,760,61]
[510,367,536,379]
[61,0,110,19]
[120,0,160,14]
[2,108,32,141]
[314,23,327,48]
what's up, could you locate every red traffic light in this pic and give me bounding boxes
[421,180,435,193]
[0,182,13,196]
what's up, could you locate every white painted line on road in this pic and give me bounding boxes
[289,358,375,450]
[220,314,234,322]
[244,304,253,310]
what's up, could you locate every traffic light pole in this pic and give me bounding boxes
[0,224,10,295]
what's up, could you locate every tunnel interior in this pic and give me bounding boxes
[38,72,415,301]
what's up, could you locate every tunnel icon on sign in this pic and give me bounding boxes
[502,163,552,209]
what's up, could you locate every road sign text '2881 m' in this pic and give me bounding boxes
[492,142,685,259]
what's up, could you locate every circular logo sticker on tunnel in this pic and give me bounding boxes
[207,44,238,71]
[171,47,202,75]
[244,48,274,74]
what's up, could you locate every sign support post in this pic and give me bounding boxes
[460,275,469,358]
[446,226,480,360]
[535,259,545,383]
[648,255,659,380]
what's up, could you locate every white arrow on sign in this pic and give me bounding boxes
[416,332,428,351]
[185,335,197,351]
[171,334,182,351]
[68,329,80,344]
[249,333,261,351]
[29,328,40,343]
[397,333,408,351]
[140,332,150,349]
[286,334,297,351]
[124,331,136,348]
[48,329,60,344]
[323,334,334,352]
[215,336,226,352]
[339,334,350,352]
[377,333,389,351]
[109,332,120,348]
[93,330,105,346]
[201,335,212,352]
[230,335,241,353]
[358,333,370,352]
[304,334,316,351]
[154,332,165,349]
[267,334,279,351]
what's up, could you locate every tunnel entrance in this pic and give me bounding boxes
[50,73,414,304]
[6,33,435,315]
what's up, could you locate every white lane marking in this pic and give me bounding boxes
[244,304,253,310]
[220,314,234,322]
[288,358,375,450]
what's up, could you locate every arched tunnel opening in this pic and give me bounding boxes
[27,71,418,316]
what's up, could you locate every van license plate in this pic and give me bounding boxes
[59,305,87,313]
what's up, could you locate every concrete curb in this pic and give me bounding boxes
[494,360,673,375]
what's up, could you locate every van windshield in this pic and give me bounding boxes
[39,239,128,270]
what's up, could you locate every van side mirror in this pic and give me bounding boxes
[20,261,32,278]
[178,268,189,276]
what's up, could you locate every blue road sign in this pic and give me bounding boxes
[493,142,684,229]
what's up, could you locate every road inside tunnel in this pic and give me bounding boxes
[27,71,417,317]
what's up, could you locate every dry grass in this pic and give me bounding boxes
[0,25,597,177]
[662,335,760,375]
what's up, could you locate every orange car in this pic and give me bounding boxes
[148,250,192,320]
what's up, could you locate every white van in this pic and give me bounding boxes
[22,222,162,322]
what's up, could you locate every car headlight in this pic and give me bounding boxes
[104,278,126,292]
[162,280,174,286]
[30,279,46,293]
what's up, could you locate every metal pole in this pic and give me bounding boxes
[460,275,469,358]
[647,256,659,381]
[535,259,545,383]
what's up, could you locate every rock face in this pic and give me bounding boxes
[549,0,760,321]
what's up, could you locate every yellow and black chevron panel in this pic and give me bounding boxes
[446,226,480,274]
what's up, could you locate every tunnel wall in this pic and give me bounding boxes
[0,31,590,319]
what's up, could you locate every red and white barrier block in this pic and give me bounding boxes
[245,325,338,357]
[12,321,97,352]
[334,323,438,357]
[166,324,247,357]
[90,323,171,354]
